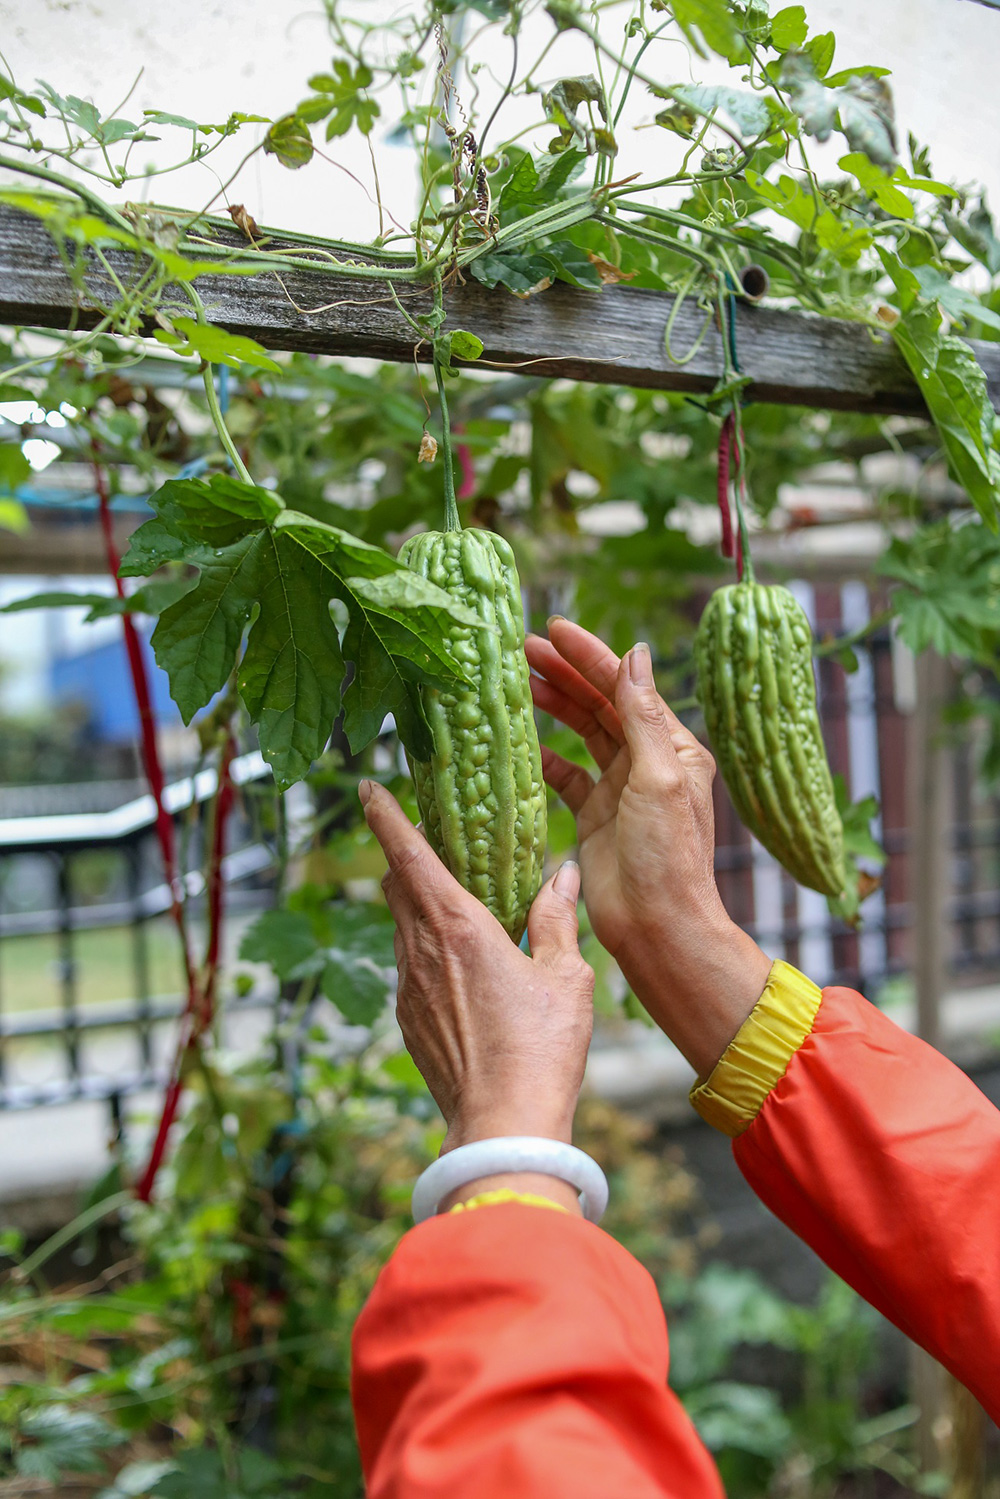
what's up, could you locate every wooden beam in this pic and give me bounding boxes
[2,203,999,416]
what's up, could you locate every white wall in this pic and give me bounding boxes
[0,0,997,241]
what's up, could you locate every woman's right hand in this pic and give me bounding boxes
[526,618,771,1078]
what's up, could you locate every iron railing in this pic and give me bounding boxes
[0,752,277,1109]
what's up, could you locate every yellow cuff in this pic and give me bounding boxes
[447,1189,569,1215]
[689,959,822,1137]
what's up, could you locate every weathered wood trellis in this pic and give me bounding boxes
[2,202,1000,416]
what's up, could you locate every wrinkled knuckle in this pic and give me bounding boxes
[391,843,427,880]
[647,764,686,800]
[565,952,595,990]
[424,899,477,948]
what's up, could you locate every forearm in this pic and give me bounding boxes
[351,1204,725,1499]
[693,969,1000,1417]
[620,919,772,1080]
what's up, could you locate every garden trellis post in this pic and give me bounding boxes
[2,203,1000,418]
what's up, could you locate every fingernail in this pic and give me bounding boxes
[358,778,373,807]
[629,642,652,686]
[547,614,567,628]
[554,859,580,898]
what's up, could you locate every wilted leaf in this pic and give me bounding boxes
[264,113,314,169]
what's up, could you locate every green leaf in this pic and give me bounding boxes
[909,263,1000,334]
[16,1405,125,1479]
[240,908,324,980]
[241,903,393,1025]
[0,73,46,116]
[263,113,314,169]
[96,1459,177,1499]
[877,521,1000,658]
[769,6,807,50]
[0,381,35,402]
[837,74,897,169]
[320,946,389,1026]
[498,149,586,223]
[781,52,897,168]
[119,517,192,577]
[824,63,892,86]
[0,497,27,533]
[805,29,835,77]
[238,532,345,788]
[671,84,771,137]
[684,1382,792,1459]
[468,250,561,295]
[344,570,479,686]
[0,589,122,620]
[447,329,484,363]
[341,609,431,757]
[152,533,261,721]
[881,249,1000,528]
[0,441,30,491]
[122,474,283,571]
[97,116,145,145]
[303,59,380,140]
[746,168,871,264]
[142,109,202,131]
[832,775,886,866]
[942,201,1000,276]
[838,152,912,218]
[152,316,281,373]
[665,0,741,60]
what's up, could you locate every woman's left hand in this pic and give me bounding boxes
[360,780,595,1178]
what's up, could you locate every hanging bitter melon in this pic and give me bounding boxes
[694,581,848,900]
[399,527,547,941]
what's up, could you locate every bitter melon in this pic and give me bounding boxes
[399,527,547,941]
[694,581,847,900]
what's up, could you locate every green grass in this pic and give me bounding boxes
[0,918,189,1016]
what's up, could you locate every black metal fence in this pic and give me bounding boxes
[0,753,278,1110]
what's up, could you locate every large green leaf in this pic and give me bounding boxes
[237,531,345,788]
[881,249,1000,529]
[151,533,261,722]
[340,609,432,758]
[124,474,283,563]
[878,522,1000,658]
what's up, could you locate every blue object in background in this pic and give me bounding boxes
[50,629,180,742]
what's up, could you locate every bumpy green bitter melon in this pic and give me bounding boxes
[694,581,847,899]
[399,527,547,941]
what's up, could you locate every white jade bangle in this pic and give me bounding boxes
[411,1137,609,1225]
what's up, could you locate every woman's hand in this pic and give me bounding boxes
[526,619,771,1078]
[360,779,595,1212]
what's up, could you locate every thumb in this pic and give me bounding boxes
[615,642,683,793]
[526,860,582,962]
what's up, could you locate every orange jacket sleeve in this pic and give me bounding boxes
[351,1201,725,1499]
[692,964,1000,1417]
